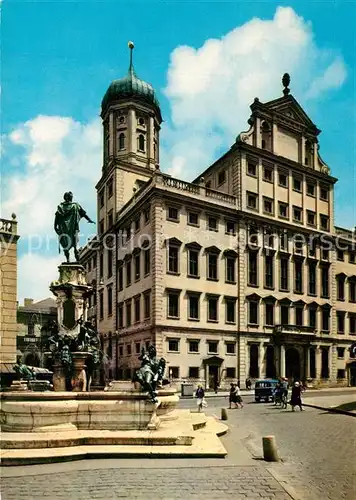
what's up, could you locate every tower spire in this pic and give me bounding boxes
[128,41,135,77]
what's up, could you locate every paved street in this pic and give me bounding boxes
[1,390,355,500]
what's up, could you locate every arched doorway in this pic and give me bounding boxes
[285,348,301,381]
[266,346,276,378]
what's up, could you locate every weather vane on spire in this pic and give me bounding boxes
[282,73,290,96]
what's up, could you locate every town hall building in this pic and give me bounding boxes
[79,43,356,389]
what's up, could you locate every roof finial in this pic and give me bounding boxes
[128,41,135,76]
[282,73,290,96]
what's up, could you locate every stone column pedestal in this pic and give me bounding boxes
[71,352,91,392]
[53,363,66,391]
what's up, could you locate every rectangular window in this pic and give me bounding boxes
[278,171,288,187]
[144,208,150,223]
[249,301,258,325]
[218,170,226,185]
[188,250,199,277]
[108,211,113,228]
[279,232,288,251]
[118,264,123,291]
[207,296,219,322]
[264,254,274,289]
[295,307,303,327]
[226,367,236,378]
[248,252,258,286]
[135,342,141,354]
[208,216,218,231]
[119,345,123,356]
[280,257,289,291]
[144,292,151,319]
[281,304,289,325]
[134,296,140,323]
[226,343,236,354]
[293,177,302,192]
[320,186,329,201]
[207,254,218,280]
[294,260,303,293]
[307,211,316,227]
[265,302,274,326]
[308,261,317,295]
[168,293,180,318]
[337,250,344,261]
[189,367,200,378]
[168,339,179,352]
[293,206,302,223]
[320,215,329,231]
[263,197,273,215]
[263,166,273,183]
[134,216,140,232]
[188,295,199,320]
[322,308,330,332]
[349,252,356,264]
[188,212,199,226]
[337,277,345,301]
[170,367,180,378]
[226,257,236,283]
[225,299,236,323]
[144,248,150,275]
[349,281,356,303]
[247,192,258,210]
[99,253,104,279]
[306,183,316,197]
[247,162,257,177]
[99,219,104,235]
[337,312,345,334]
[126,259,132,286]
[107,286,113,316]
[308,308,316,329]
[168,246,179,274]
[99,190,105,208]
[167,207,179,221]
[350,314,356,334]
[337,369,345,379]
[321,266,329,298]
[108,178,113,198]
[99,291,104,320]
[127,344,132,356]
[207,341,218,354]
[188,340,199,353]
[134,253,140,281]
[118,303,123,328]
[279,202,288,219]
[126,301,132,327]
[225,220,236,235]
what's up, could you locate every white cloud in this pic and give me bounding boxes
[17,253,62,303]
[162,6,347,179]
[2,115,101,237]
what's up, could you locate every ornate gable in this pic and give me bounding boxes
[263,95,320,134]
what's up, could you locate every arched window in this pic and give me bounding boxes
[261,121,271,151]
[118,133,125,150]
[138,134,145,152]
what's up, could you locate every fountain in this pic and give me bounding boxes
[0,192,227,465]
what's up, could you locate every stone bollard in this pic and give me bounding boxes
[262,435,279,462]
[221,408,228,420]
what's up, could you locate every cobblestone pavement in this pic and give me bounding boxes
[2,393,355,500]
[1,466,291,499]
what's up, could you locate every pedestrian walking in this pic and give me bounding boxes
[235,383,244,408]
[195,384,206,412]
[228,383,238,409]
[290,381,303,411]
[245,377,252,390]
[281,378,289,409]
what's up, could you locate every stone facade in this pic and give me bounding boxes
[0,215,20,364]
[80,71,356,389]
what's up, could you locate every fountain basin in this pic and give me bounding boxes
[0,388,179,432]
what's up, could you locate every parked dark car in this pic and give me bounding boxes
[254,379,279,402]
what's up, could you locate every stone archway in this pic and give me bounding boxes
[285,347,301,381]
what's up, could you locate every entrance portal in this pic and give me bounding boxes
[208,365,219,391]
[266,346,276,378]
[285,348,301,381]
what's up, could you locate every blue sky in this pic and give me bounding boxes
[1,0,355,300]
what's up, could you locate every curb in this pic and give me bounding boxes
[303,403,356,417]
